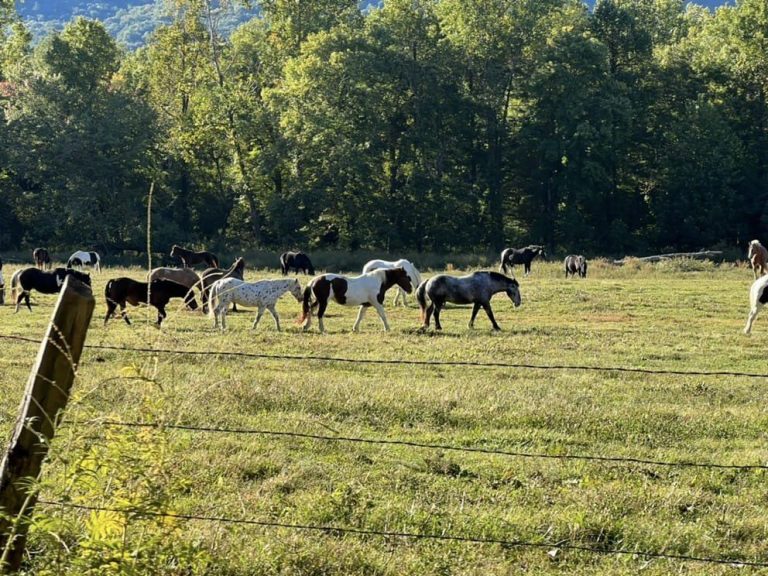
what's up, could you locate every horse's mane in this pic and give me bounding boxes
[488,271,514,282]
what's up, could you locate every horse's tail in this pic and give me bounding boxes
[10,271,19,301]
[298,284,313,325]
[416,281,429,323]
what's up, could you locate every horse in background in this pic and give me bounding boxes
[209,277,303,331]
[280,251,315,275]
[104,277,198,326]
[67,250,101,273]
[299,268,413,333]
[12,267,91,313]
[33,248,51,270]
[747,240,768,279]
[417,271,521,331]
[171,244,219,269]
[362,259,422,307]
[565,255,588,278]
[500,245,546,276]
[0,257,4,305]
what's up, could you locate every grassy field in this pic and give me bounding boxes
[2,258,768,575]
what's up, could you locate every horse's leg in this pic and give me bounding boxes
[745,303,763,334]
[316,298,328,333]
[482,302,501,331]
[353,305,368,332]
[253,306,265,330]
[104,301,117,325]
[433,301,444,330]
[157,304,167,326]
[122,304,131,325]
[23,292,31,312]
[468,303,481,328]
[423,302,434,328]
[372,302,390,331]
[268,305,281,331]
[392,288,401,307]
[14,291,25,314]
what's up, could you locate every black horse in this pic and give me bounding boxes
[33,248,51,270]
[12,267,91,313]
[200,257,246,313]
[0,257,4,305]
[499,245,546,276]
[564,255,588,278]
[170,244,219,269]
[104,277,198,326]
[416,271,521,331]
[280,251,315,276]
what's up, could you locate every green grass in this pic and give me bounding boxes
[2,258,768,575]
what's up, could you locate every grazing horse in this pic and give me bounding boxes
[744,273,768,334]
[209,277,303,331]
[500,245,546,276]
[417,271,521,331]
[148,267,200,310]
[362,259,422,307]
[67,250,101,273]
[299,268,413,333]
[564,255,588,278]
[200,257,246,313]
[171,244,219,269]
[747,240,768,279]
[33,248,51,270]
[280,251,315,276]
[0,257,4,305]
[12,267,91,313]
[104,278,198,326]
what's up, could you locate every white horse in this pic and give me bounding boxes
[744,274,768,334]
[299,268,413,333]
[67,250,101,273]
[362,259,421,306]
[209,277,303,331]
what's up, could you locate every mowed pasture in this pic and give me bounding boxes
[2,259,768,575]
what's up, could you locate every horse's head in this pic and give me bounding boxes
[233,257,246,278]
[290,279,303,302]
[185,292,199,311]
[170,245,180,257]
[506,277,522,307]
[388,267,413,294]
[533,246,547,260]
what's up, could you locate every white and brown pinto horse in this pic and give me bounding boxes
[362,259,422,306]
[744,274,768,334]
[747,240,768,279]
[209,277,303,331]
[300,268,413,333]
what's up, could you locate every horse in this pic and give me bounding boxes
[200,257,246,313]
[12,267,91,313]
[417,271,521,331]
[299,268,413,333]
[170,244,219,269]
[280,251,315,275]
[564,255,588,278]
[33,248,51,270]
[67,250,101,273]
[362,259,422,307]
[744,273,768,334]
[500,245,546,276]
[0,257,4,305]
[148,267,200,310]
[747,240,768,279]
[209,277,303,331]
[104,277,198,326]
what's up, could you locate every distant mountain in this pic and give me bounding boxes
[16,0,733,51]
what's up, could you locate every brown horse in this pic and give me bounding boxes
[148,267,200,309]
[104,277,198,326]
[170,244,219,269]
[748,240,768,279]
[33,248,51,270]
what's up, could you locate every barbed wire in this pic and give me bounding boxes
[36,499,768,568]
[95,420,768,471]
[2,333,766,379]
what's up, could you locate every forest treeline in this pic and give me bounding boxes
[0,0,766,256]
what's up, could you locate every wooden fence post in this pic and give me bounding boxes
[0,276,95,572]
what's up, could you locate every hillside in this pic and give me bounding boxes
[18,0,732,50]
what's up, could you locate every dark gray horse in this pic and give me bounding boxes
[280,251,315,275]
[416,271,521,331]
[500,245,546,276]
[564,255,588,278]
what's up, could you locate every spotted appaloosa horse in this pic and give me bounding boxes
[362,259,422,306]
[500,245,546,276]
[171,244,219,269]
[417,271,521,331]
[280,251,315,275]
[209,277,303,331]
[104,277,198,326]
[12,267,91,313]
[747,240,768,279]
[564,255,588,278]
[33,248,51,270]
[299,268,413,333]
[67,250,101,273]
